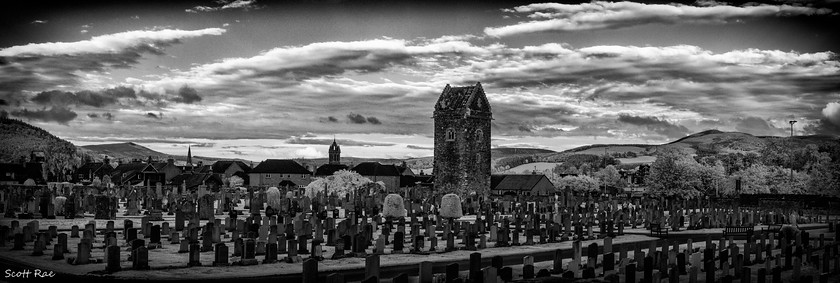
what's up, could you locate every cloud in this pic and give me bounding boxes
[0,28,226,95]
[485,1,832,37]
[172,85,203,104]
[326,116,338,122]
[87,112,114,120]
[32,89,119,107]
[406,145,434,150]
[186,0,263,13]
[286,136,394,147]
[343,113,382,125]
[366,116,381,125]
[145,112,163,119]
[10,106,78,124]
[823,102,840,127]
[805,119,840,136]
[28,85,195,108]
[292,147,323,159]
[0,28,225,57]
[347,113,367,124]
[31,20,47,24]
[183,38,488,87]
[617,114,690,139]
[733,116,785,136]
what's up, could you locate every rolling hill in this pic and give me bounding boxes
[77,142,247,165]
[515,130,838,168]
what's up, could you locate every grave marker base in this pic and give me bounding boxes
[285,256,302,263]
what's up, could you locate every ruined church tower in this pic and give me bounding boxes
[433,82,492,197]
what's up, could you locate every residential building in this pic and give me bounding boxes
[248,159,312,188]
[351,162,401,192]
[490,174,556,199]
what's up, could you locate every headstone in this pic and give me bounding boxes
[365,254,381,280]
[470,252,482,282]
[105,245,120,272]
[419,261,434,283]
[73,241,91,265]
[71,225,79,238]
[447,263,460,281]
[31,233,45,256]
[132,246,150,270]
[588,242,599,269]
[187,243,202,267]
[303,258,319,283]
[482,266,497,283]
[263,242,277,264]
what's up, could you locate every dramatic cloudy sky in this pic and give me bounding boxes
[1,0,839,161]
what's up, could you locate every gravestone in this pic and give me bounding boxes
[105,245,121,272]
[132,246,150,270]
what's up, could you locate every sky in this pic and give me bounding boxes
[1,0,839,161]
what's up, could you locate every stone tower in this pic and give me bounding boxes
[329,139,341,165]
[433,82,492,197]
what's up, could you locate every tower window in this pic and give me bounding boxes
[476,129,483,141]
[446,128,455,141]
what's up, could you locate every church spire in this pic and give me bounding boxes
[187,145,193,173]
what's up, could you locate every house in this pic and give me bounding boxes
[211,160,252,178]
[351,162,401,192]
[248,159,312,188]
[73,157,115,184]
[490,174,556,199]
[110,160,162,187]
[170,173,223,191]
[151,158,183,183]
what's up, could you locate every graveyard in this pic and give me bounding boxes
[2,183,840,283]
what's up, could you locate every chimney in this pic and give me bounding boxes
[103,155,110,165]
[19,156,26,164]
[167,157,175,165]
[147,156,153,164]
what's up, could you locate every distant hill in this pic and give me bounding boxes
[78,142,248,165]
[516,130,838,168]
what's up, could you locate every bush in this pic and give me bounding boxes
[439,194,463,219]
[382,194,406,218]
[780,225,799,240]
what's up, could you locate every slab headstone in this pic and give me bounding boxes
[365,254,381,280]
[132,246,150,270]
[73,241,91,265]
[105,245,120,272]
